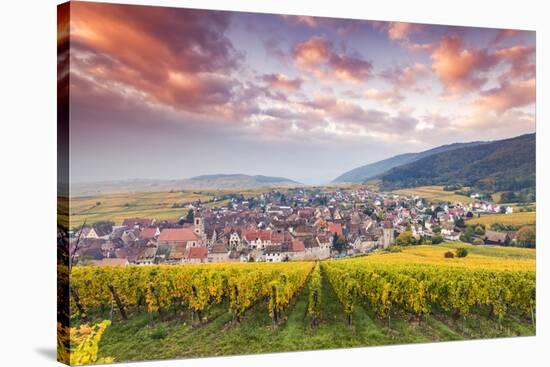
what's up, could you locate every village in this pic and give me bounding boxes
[71,187,518,267]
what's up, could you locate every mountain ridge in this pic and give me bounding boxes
[379,133,536,192]
[332,140,487,183]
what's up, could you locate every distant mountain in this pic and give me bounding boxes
[71,174,302,196]
[332,141,486,183]
[180,174,302,190]
[379,133,536,192]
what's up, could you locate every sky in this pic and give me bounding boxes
[60,2,536,184]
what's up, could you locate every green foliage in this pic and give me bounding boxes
[431,234,444,244]
[460,226,475,243]
[307,263,322,325]
[380,133,535,192]
[474,225,485,235]
[455,248,469,258]
[332,234,348,253]
[395,231,415,246]
[515,226,536,248]
[57,320,113,366]
[472,238,485,246]
[186,209,195,223]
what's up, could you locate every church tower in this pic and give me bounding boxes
[381,220,394,249]
[194,216,204,237]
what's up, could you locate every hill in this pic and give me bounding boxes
[180,174,302,189]
[71,175,302,196]
[332,141,485,183]
[379,133,535,192]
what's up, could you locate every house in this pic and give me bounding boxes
[483,230,511,245]
[86,223,113,239]
[122,218,156,229]
[89,258,129,267]
[228,231,242,249]
[132,246,157,266]
[165,247,185,264]
[158,228,201,250]
[243,229,272,250]
[139,227,160,240]
[327,222,343,236]
[441,223,455,236]
[284,240,307,261]
[265,244,283,262]
[208,243,230,263]
[186,247,208,264]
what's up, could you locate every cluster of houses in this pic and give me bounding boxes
[71,187,516,267]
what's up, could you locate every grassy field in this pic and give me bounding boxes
[68,187,287,227]
[466,212,536,227]
[69,191,214,227]
[362,244,535,271]
[88,244,535,363]
[440,242,536,260]
[393,186,474,204]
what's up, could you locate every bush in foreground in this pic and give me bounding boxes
[456,248,469,258]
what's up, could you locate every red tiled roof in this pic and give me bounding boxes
[187,247,208,259]
[328,222,343,236]
[139,227,158,239]
[244,229,272,241]
[291,240,305,252]
[158,228,199,242]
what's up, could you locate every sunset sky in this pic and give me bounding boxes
[63,2,536,184]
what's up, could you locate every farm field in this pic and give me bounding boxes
[67,245,535,364]
[466,212,536,227]
[393,186,475,204]
[69,187,293,228]
[69,191,210,227]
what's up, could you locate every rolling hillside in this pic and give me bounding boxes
[71,174,302,196]
[332,141,485,183]
[180,174,302,190]
[379,133,535,191]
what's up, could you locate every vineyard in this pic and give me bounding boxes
[66,246,536,364]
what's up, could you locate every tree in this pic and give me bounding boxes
[472,238,485,246]
[332,234,347,254]
[186,209,195,223]
[460,226,475,243]
[432,225,441,234]
[432,234,444,244]
[455,248,468,258]
[474,225,485,236]
[395,231,415,246]
[516,226,536,248]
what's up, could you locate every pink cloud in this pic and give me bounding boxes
[431,36,499,93]
[494,29,521,43]
[292,37,372,82]
[69,2,244,118]
[496,45,535,81]
[365,88,405,106]
[261,73,303,91]
[473,79,535,114]
[381,62,430,89]
[387,22,420,41]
